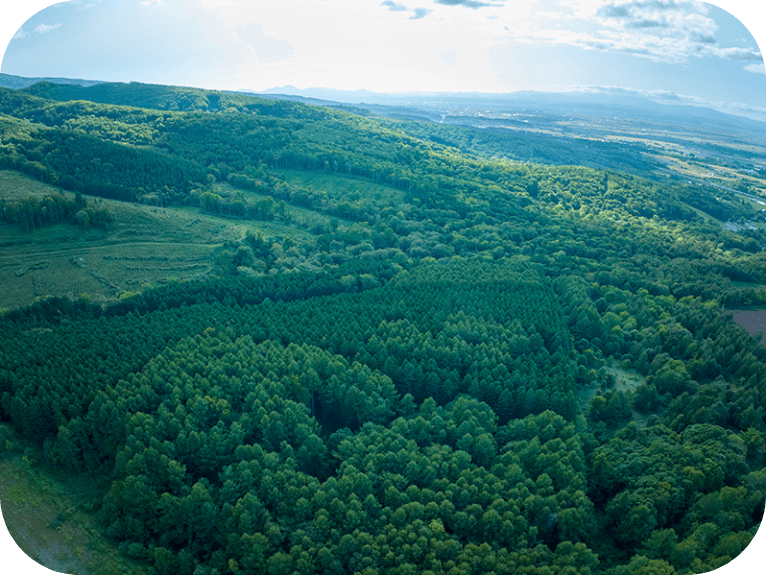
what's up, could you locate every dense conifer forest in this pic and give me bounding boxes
[0,81,764,575]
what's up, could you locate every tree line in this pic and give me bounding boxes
[0,189,112,231]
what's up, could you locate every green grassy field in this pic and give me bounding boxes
[279,169,406,208]
[0,170,322,310]
[1,424,148,575]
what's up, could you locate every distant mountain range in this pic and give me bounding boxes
[2,73,764,138]
[0,72,103,90]
[256,85,766,136]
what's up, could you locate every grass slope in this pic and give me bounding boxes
[0,170,318,310]
[1,424,147,575]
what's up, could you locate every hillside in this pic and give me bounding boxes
[0,79,765,575]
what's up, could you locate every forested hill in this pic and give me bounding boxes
[0,81,740,220]
[11,79,655,174]
[0,80,765,575]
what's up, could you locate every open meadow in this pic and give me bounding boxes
[0,170,320,309]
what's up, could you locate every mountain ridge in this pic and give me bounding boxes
[3,73,764,131]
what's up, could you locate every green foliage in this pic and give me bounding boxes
[1,79,765,575]
[0,188,112,231]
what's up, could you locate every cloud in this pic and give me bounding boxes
[381,0,408,11]
[34,23,62,34]
[688,30,715,44]
[235,23,294,64]
[410,7,433,19]
[598,0,696,17]
[596,0,715,41]
[599,4,630,18]
[14,22,62,39]
[625,18,668,29]
[435,0,504,9]
[710,46,763,62]
[142,0,165,6]
[745,63,766,74]
[500,0,761,67]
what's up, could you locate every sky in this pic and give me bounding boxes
[0,0,765,121]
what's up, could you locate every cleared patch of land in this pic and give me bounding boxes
[576,360,648,425]
[0,170,320,309]
[603,363,646,394]
[680,201,724,225]
[279,169,405,208]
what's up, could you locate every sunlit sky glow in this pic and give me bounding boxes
[0,1,765,121]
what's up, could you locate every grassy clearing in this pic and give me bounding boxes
[0,170,63,201]
[575,359,648,425]
[212,180,341,231]
[602,134,685,154]
[603,362,646,394]
[680,201,724,226]
[654,155,711,180]
[0,170,322,309]
[0,425,147,575]
[210,170,405,231]
[279,169,406,208]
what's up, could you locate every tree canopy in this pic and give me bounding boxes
[0,80,764,575]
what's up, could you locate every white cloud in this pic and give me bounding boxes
[709,46,762,61]
[33,23,61,34]
[142,0,165,6]
[495,0,761,65]
[13,22,62,39]
[191,0,760,71]
[0,0,762,122]
[381,0,434,19]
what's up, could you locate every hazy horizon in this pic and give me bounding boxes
[1,1,765,123]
